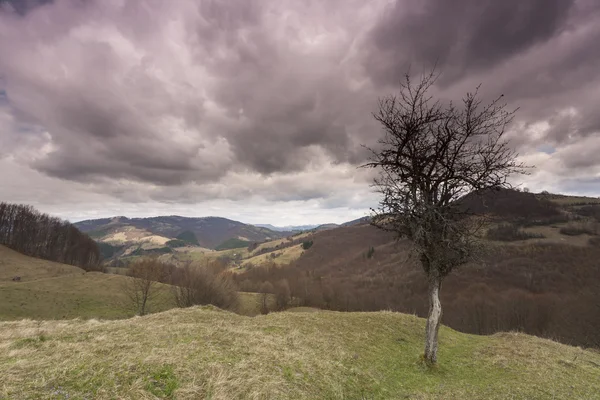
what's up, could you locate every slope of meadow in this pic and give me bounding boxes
[0,245,175,320]
[1,306,599,399]
[0,245,83,283]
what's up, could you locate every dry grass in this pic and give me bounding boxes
[521,224,594,246]
[541,194,600,206]
[482,223,594,247]
[0,244,271,320]
[169,247,249,265]
[0,307,599,399]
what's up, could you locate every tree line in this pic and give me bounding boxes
[0,202,101,270]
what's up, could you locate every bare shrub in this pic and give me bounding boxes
[486,224,544,241]
[560,221,598,236]
[171,261,239,311]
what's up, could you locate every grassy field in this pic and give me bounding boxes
[0,245,82,283]
[521,223,595,246]
[0,245,270,320]
[168,247,249,264]
[540,193,600,205]
[1,306,599,399]
[249,232,312,255]
[0,271,176,321]
[242,244,305,267]
[0,245,176,320]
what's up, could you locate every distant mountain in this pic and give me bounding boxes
[75,216,287,249]
[254,224,319,232]
[254,217,370,232]
[341,216,370,227]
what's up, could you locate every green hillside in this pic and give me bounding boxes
[0,245,269,320]
[0,245,175,320]
[1,307,599,399]
[214,237,251,250]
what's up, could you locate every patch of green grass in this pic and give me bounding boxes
[215,237,252,251]
[0,308,598,399]
[11,333,49,349]
[145,365,179,398]
[176,230,199,245]
[242,244,304,267]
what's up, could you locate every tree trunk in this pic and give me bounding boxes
[424,276,442,364]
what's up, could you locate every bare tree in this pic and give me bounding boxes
[363,71,526,364]
[274,279,292,311]
[259,281,274,315]
[123,258,168,316]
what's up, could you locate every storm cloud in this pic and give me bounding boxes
[0,0,599,223]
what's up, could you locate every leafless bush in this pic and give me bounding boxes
[486,224,544,241]
[171,261,239,311]
[560,221,598,236]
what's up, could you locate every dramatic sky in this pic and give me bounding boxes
[1,0,599,225]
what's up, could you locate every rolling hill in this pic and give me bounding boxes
[0,244,271,320]
[1,306,599,399]
[0,245,175,320]
[229,190,600,348]
[75,215,289,249]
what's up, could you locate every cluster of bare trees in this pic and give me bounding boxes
[0,202,101,270]
[171,261,239,310]
[123,258,239,316]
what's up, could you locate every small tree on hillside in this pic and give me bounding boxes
[274,279,292,310]
[363,71,526,364]
[259,281,274,315]
[123,258,168,316]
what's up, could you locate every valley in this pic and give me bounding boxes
[1,190,600,398]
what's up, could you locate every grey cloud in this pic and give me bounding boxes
[363,0,600,179]
[366,0,575,86]
[0,0,377,186]
[0,0,599,215]
[0,0,52,15]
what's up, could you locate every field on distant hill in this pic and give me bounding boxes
[1,306,599,399]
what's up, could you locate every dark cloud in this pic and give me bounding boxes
[0,0,52,15]
[0,0,599,222]
[366,0,575,85]
[0,0,379,186]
